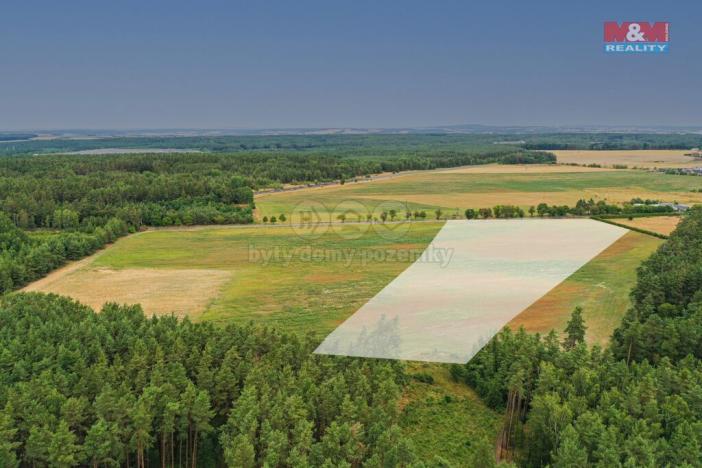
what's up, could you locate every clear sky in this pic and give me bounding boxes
[1,0,700,130]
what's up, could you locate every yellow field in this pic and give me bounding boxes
[553,149,702,168]
[613,215,682,236]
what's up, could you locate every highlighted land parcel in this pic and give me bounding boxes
[315,219,628,363]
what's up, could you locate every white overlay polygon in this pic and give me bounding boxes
[314,219,628,363]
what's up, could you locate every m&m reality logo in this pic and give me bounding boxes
[604,22,669,53]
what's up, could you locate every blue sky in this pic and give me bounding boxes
[1,0,700,129]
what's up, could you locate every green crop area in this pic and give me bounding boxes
[29,216,662,346]
[257,169,702,222]
[32,223,443,335]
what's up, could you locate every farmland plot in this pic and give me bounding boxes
[315,219,628,363]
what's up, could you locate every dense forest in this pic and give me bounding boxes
[451,207,702,467]
[0,154,255,230]
[0,134,522,157]
[521,132,702,150]
[0,293,417,467]
[0,213,129,294]
[2,133,700,157]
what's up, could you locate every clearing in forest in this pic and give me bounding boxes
[400,363,502,464]
[24,223,444,335]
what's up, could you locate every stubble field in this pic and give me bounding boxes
[612,215,682,236]
[552,149,702,168]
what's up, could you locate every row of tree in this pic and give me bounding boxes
[521,133,702,150]
[462,199,676,220]
[451,207,702,466]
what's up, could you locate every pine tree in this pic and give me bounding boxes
[25,425,52,467]
[223,434,255,468]
[0,411,19,468]
[563,306,587,349]
[84,418,122,468]
[552,425,588,468]
[190,390,214,468]
[48,421,83,468]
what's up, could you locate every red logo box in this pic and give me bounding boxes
[604,22,669,42]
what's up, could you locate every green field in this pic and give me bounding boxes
[86,223,443,334]
[33,216,662,346]
[257,169,702,222]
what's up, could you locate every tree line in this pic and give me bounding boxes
[463,199,676,220]
[3,133,700,156]
[450,206,702,466]
[521,133,702,150]
[0,213,130,294]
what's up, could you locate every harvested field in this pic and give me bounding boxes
[439,164,610,174]
[613,215,682,236]
[553,149,702,168]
